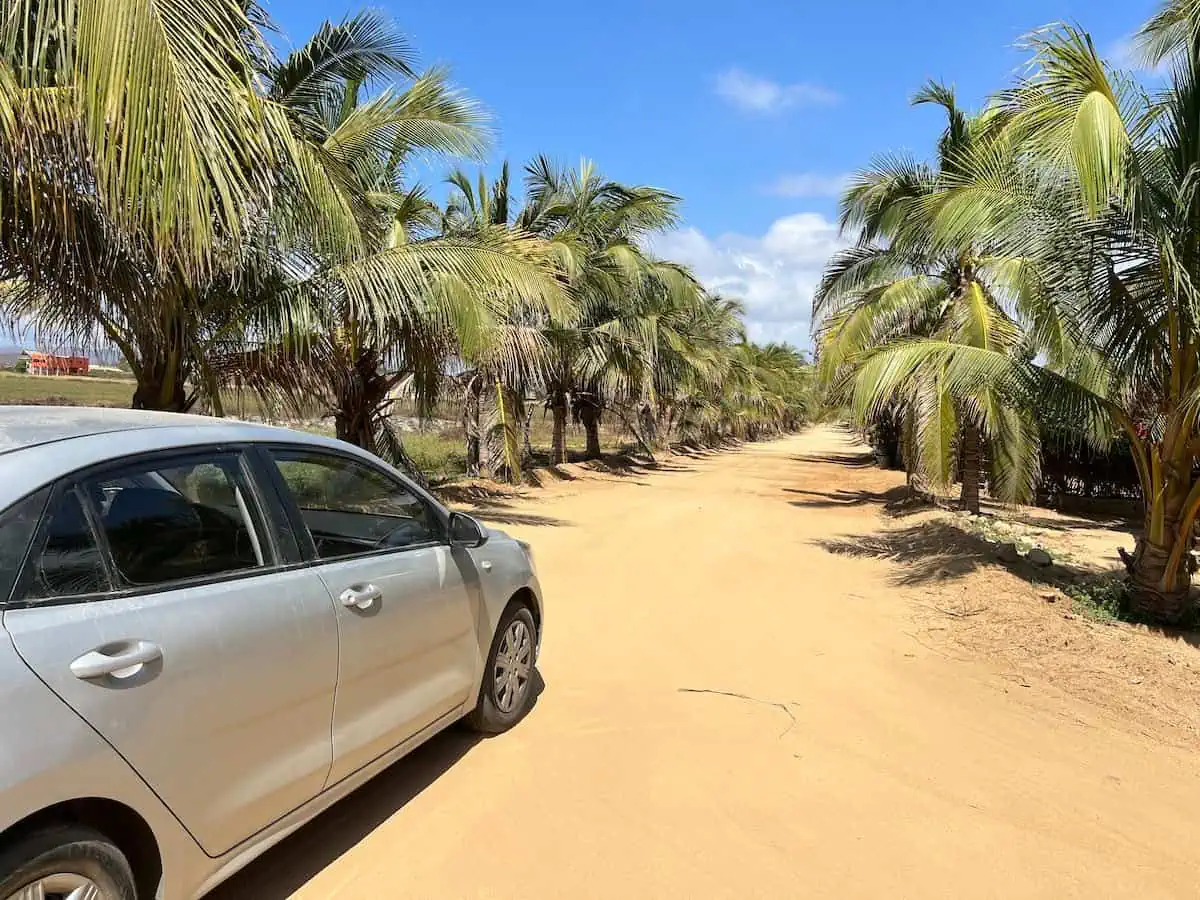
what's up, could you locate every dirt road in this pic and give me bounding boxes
[216,426,1200,899]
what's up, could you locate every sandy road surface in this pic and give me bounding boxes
[215,426,1200,899]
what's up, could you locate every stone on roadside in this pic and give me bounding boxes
[997,542,1020,563]
[1027,547,1053,567]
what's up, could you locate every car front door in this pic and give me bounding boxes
[1,448,340,856]
[264,446,477,785]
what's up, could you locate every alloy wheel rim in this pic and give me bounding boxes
[7,874,106,900]
[493,619,533,713]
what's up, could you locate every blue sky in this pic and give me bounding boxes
[271,0,1158,349]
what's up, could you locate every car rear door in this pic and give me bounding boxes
[263,445,477,785]
[1,447,340,856]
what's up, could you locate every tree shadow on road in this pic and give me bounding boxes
[786,484,924,516]
[815,520,1095,588]
[209,672,546,899]
[437,483,573,528]
[790,451,877,468]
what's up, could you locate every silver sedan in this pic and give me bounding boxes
[0,407,543,900]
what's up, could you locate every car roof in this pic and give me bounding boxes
[0,406,298,455]
[0,407,383,513]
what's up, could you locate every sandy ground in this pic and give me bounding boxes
[214,426,1200,900]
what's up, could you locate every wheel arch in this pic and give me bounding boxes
[508,586,541,634]
[0,797,162,898]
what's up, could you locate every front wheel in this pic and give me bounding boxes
[467,604,538,733]
[0,826,136,900]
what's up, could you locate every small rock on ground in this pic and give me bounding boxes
[1028,548,1053,567]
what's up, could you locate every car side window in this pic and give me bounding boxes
[80,454,267,591]
[0,488,50,603]
[23,488,111,601]
[269,449,441,560]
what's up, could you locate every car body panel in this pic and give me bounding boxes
[313,545,477,785]
[0,625,206,899]
[5,566,341,856]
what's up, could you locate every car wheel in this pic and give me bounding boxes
[467,604,538,733]
[0,826,136,900]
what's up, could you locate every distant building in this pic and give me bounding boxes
[22,350,89,376]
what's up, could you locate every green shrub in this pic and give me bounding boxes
[1065,580,1126,623]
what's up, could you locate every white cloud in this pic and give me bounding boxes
[650,213,847,349]
[1107,35,1170,76]
[714,68,840,115]
[766,172,851,198]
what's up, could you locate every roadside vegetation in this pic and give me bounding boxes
[813,1,1200,626]
[0,4,816,486]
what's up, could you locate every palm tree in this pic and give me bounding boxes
[813,82,1042,514]
[442,162,555,477]
[520,157,680,462]
[216,21,570,476]
[1,7,427,410]
[843,15,1200,624]
[0,0,282,276]
[585,264,733,453]
[0,0,302,407]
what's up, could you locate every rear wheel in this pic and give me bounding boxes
[467,604,538,733]
[0,826,135,900]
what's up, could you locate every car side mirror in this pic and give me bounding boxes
[448,512,488,548]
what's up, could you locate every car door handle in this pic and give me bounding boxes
[339,584,382,610]
[480,560,493,572]
[70,641,162,681]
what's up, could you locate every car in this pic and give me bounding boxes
[0,407,543,900]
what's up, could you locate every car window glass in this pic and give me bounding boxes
[24,489,110,601]
[0,488,51,602]
[90,455,267,588]
[270,451,440,559]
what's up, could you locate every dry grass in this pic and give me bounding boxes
[0,370,136,406]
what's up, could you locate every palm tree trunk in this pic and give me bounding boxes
[959,424,982,514]
[132,372,189,412]
[640,404,658,450]
[464,375,483,476]
[129,315,191,412]
[333,350,386,456]
[579,402,602,459]
[199,360,225,418]
[1126,456,1195,625]
[550,399,568,465]
[523,405,535,461]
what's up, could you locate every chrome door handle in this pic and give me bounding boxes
[70,641,162,680]
[339,584,382,610]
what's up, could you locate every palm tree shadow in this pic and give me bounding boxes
[475,508,573,527]
[208,671,545,899]
[786,485,925,516]
[814,520,1095,587]
[436,485,573,528]
[791,451,877,468]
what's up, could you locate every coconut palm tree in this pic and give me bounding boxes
[0,0,281,276]
[813,82,1042,514]
[842,15,1200,624]
[584,264,731,453]
[442,162,556,477]
[520,157,680,462]
[1,6,428,409]
[0,0,300,407]
[218,31,570,474]
[3,8,561,419]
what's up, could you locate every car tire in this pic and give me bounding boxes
[467,603,538,734]
[0,826,136,900]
